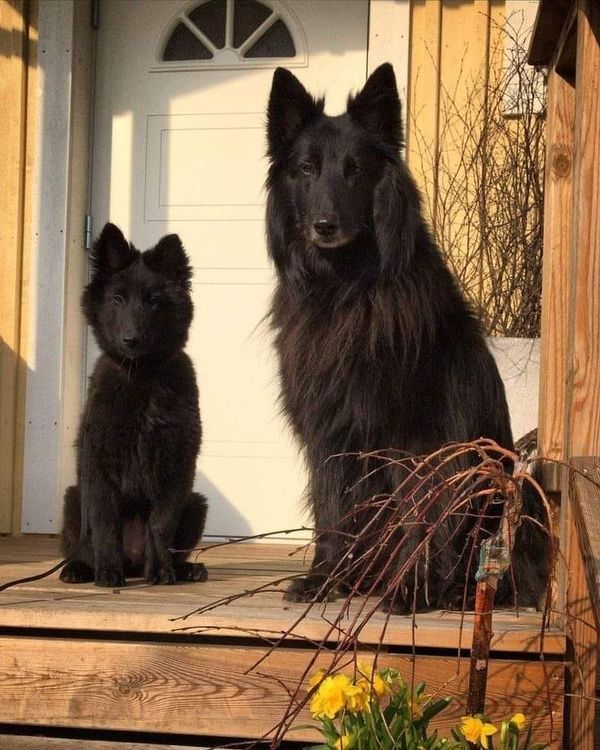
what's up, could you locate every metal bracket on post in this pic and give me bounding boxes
[91,0,100,30]
[85,215,93,250]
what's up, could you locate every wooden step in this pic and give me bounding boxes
[0,537,566,748]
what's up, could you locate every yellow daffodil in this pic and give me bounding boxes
[510,712,526,732]
[332,733,354,750]
[460,715,498,749]
[310,674,361,719]
[308,669,326,689]
[357,662,389,699]
[345,683,370,713]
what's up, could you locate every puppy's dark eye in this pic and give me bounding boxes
[345,162,362,178]
[112,294,125,306]
[300,161,315,175]
[148,294,164,307]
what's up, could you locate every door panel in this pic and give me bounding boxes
[91,0,369,537]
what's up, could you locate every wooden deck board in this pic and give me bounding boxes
[0,536,564,653]
[0,739,210,750]
[0,635,564,743]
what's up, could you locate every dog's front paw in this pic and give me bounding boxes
[95,566,125,588]
[60,560,94,584]
[284,575,337,603]
[145,559,176,586]
[175,561,208,582]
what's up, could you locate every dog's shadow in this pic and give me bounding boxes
[194,473,253,538]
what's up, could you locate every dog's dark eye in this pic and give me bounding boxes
[148,294,164,307]
[112,294,125,306]
[300,161,315,175]
[345,162,362,178]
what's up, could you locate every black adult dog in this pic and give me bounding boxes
[266,64,547,610]
[60,223,207,587]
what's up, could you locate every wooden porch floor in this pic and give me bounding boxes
[0,536,566,747]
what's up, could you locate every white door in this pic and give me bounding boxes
[90,0,369,538]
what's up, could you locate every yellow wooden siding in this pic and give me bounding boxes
[407,0,506,205]
[407,0,543,338]
[0,0,36,533]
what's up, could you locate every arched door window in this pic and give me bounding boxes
[156,0,306,70]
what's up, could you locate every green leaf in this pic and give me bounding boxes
[420,697,452,723]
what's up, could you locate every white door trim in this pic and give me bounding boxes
[367,0,411,102]
[21,0,92,533]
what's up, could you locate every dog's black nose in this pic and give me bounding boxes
[123,336,140,349]
[314,218,339,237]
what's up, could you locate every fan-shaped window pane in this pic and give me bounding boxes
[244,18,295,58]
[161,1,299,64]
[188,0,227,48]
[233,0,272,48]
[163,22,213,61]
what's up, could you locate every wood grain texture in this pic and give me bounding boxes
[567,0,600,459]
[537,70,575,469]
[565,500,598,750]
[0,0,27,532]
[0,739,208,750]
[570,457,600,750]
[11,0,37,537]
[0,635,564,745]
[571,458,600,623]
[0,537,565,653]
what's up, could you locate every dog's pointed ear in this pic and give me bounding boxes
[144,233,192,285]
[267,67,323,159]
[92,223,136,275]
[347,63,403,148]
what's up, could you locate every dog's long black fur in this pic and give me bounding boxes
[60,224,207,587]
[266,64,548,610]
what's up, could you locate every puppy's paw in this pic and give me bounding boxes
[95,566,125,588]
[60,560,94,584]
[145,561,176,586]
[175,561,208,582]
[284,575,337,603]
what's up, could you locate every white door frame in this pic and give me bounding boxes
[20,0,411,533]
[20,0,93,532]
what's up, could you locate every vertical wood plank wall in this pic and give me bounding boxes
[0,0,36,533]
[406,0,506,215]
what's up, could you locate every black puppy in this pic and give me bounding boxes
[60,223,207,587]
[265,64,548,610]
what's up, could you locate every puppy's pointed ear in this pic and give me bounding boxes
[347,63,403,149]
[267,67,323,160]
[92,223,136,275]
[144,233,192,285]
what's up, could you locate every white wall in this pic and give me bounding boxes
[490,337,540,443]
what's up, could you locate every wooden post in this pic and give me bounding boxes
[563,2,600,748]
[536,71,575,473]
[566,0,600,457]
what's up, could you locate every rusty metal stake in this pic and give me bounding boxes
[466,455,527,720]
